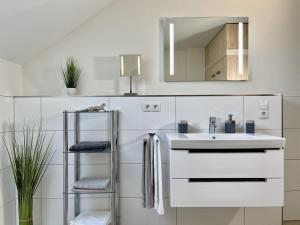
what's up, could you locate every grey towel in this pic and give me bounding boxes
[69,141,110,152]
[73,178,110,190]
[142,135,154,209]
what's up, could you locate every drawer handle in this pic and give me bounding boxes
[188,178,267,183]
[216,70,221,75]
[187,149,267,153]
[211,74,215,78]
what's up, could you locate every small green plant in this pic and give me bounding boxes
[61,57,81,88]
[3,124,53,225]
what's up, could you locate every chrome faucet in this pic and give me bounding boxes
[209,117,217,134]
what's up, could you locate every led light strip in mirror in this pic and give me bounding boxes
[238,22,244,75]
[169,23,174,76]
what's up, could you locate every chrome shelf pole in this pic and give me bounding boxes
[63,111,69,225]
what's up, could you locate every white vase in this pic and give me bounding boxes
[67,88,76,96]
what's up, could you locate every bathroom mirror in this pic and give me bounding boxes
[160,17,249,81]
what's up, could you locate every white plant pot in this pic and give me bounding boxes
[67,88,76,96]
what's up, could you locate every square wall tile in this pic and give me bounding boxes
[120,198,176,225]
[0,167,16,207]
[285,160,300,191]
[42,198,63,225]
[257,129,282,136]
[120,164,168,198]
[284,129,300,159]
[0,136,10,170]
[284,191,300,220]
[0,96,13,132]
[109,97,175,130]
[244,95,282,130]
[0,205,3,225]
[245,207,282,225]
[176,96,244,131]
[284,97,300,129]
[41,97,109,131]
[33,198,42,225]
[177,207,244,225]
[14,97,41,131]
[0,200,16,225]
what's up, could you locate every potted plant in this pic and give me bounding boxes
[61,57,81,95]
[3,124,53,225]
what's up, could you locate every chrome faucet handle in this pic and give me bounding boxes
[209,117,216,126]
[209,117,217,134]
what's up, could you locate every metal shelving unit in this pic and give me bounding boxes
[63,110,119,225]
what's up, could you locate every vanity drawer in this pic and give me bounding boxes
[170,149,284,178]
[170,178,284,207]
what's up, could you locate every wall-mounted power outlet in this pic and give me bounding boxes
[152,103,161,112]
[142,103,152,112]
[142,102,161,112]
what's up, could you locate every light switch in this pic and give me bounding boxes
[259,100,269,110]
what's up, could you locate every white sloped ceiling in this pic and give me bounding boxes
[0,0,114,63]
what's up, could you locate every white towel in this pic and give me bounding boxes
[153,135,164,215]
[70,211,111,225]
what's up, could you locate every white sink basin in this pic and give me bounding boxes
[166,133,286,149]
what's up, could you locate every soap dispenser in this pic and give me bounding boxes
[225,114,236,133]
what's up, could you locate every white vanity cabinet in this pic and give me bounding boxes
[166,133,286,207]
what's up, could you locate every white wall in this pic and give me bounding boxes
[22,0,300,96]
[0,58,23,96]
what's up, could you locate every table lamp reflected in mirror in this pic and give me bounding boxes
[120,54,141,96]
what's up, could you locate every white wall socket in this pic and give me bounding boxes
[142,103,152,112]
[142,103,161,112]
[152,103,161,112]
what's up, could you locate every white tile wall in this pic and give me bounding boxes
[120,198,176,225]
[0,200,16,225]
[176,96,244,131]
[0,96,16,225]
[283,96,300,220]
[41,97,109,131]
[0,167,16,207]
[9,95,286,225]
[110,97,176,130]
[244,95,282,130]
[0,96,13,132]
[14,97,41,131]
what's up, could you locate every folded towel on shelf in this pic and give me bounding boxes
[73,177,110,190]
[70,211,111,225]
[142,134,164,215]
[69,141,110,152]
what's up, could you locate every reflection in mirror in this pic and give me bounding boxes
[161,17,249,81]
